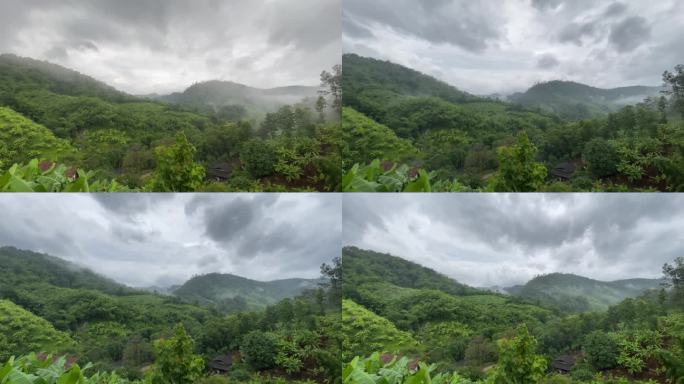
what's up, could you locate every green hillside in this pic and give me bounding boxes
[509,81,663,120]
[0,106,75,168]
[0,246,132,295]
[0,299,75,360]
[506,273,663,312]
[342,247,479,297]
[341,299,418,361]
[0,54,133,103]
[342,53,684,192]
[173,272,323,311]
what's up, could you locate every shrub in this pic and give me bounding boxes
[583,331,619,370]
[240,331,279,370]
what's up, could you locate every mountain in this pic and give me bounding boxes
[157,80,320,113]
[342,246,479,297]
[172,272,324,311]
[508,80,663,120]
[505,273,663,312]
[0,246,133,295]
[342,54,477,105]
[0,54,134,102]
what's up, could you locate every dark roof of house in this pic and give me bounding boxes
[209,354,233,371]
[207,163,233,180]
[550,162,576,179]
[552,355,577,371]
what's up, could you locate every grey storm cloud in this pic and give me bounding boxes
[536,53,560,69]
[0,0,341,94]
[609,16,652,53]
[343,0,504,52]
[343,194,684,287]
[0,194,340,287]
[343,0,683,95]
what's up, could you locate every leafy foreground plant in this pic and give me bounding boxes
[343,352,475,384]
[342,159,472,192]
[0,159,130,192]
[0,352,138,384]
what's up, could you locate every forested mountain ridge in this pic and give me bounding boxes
[0,246,133,295]
[342,53,684,193]
[342,246,479,296]
[158,80,321,114]
[0,54,342,192]
[173,272,325,310]
[0,54,135,103]
[505,272,663,312]
[509,80,663,120]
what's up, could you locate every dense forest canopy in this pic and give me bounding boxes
[341,247,684,384]
[341,54,684,192]
[0,246,342,384]
[0,54,342,192]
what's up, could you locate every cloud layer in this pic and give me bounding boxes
[343,0,684,94]
[0,0,341,94]
[343,194,684,287]
[0,194,341,287]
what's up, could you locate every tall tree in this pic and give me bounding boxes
[663,64,684,117]
[663,257,684,306]
[320,64,342,114]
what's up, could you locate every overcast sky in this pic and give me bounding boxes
[343,0,684,95]
[0,0,341,94]
[344,194,683,287]
[0,194,341,287]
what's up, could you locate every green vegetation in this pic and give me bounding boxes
[505,273,662,313]
[0,246,341,383]
[342,247,684,383]
[0,54,341,192]
[508,81,662,120]
[342,53,684,192]
[172,273,322,313]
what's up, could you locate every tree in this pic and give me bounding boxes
[663,257,684,306]
[150,324,204,384]
[240,331,279,370]
[320,65,342,114]
[215,104,247,122]
[584,138,619,178]
[657,96,669,124]
[315,95,328,123]
[151,132,205,192]
[239,138,277,178]
[321,257,341,306]
[489,132,547,192]
[492,325,547,384]
[663,64,684,117]
[583,331,618,370]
